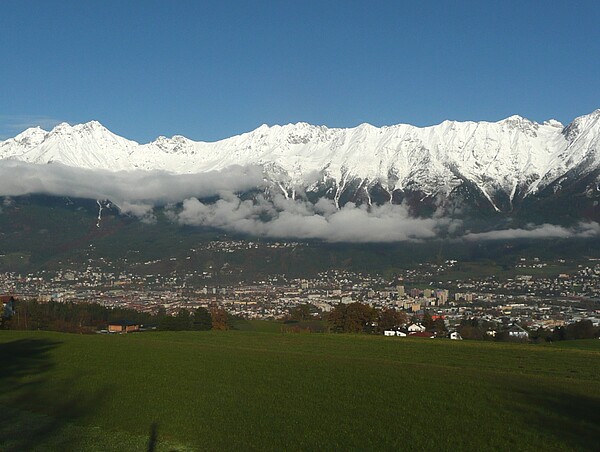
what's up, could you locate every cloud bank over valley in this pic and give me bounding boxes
[1,160,598,243]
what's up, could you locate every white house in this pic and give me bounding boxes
[407,323,426,333]
[508,324,529,339]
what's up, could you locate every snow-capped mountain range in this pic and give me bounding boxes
[2,110,600,213]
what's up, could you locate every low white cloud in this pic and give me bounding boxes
[462,222,600,241]
[119,201,156,224]
[0,160,598,243]
[177,194,458,242]
[0,161,265,208]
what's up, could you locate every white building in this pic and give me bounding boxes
[407,323,426,333]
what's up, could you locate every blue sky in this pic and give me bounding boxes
[1,1,599,142]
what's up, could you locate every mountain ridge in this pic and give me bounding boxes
[1,110,600,214]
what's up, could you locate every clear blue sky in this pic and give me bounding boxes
[1,0,599,142]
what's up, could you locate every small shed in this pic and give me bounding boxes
[108,320,140,334]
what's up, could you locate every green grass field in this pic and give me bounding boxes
[1,330,599,451]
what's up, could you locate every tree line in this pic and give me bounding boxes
[1,298,231,333]
[530,320,599,342]
[4,298,596,341]
[457,317,599,342]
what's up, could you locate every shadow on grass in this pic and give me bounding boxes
[146,422,189,452]
[148,422,158,452]
[0,338,59,381]
[515,388,600,450]
[0,338,109,451]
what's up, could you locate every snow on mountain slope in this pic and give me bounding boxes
[562,109,600,169]
[1,110,599,209]
[0,121,138,171]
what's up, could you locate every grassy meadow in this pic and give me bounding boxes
[1,330,599,451]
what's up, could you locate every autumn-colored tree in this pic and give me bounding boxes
[211,308,231,330]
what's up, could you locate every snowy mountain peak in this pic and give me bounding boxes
[587,109,600,118]
[79,120,106,131]
[570,110,600,125]
[50,120,111,135]
[501,114,528,122]
[563,110,600,142]
[49,122,72,133]
[0,127,47,151]
[543,119,563,128]
[499,114,537,129]
[12,126,47,144]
